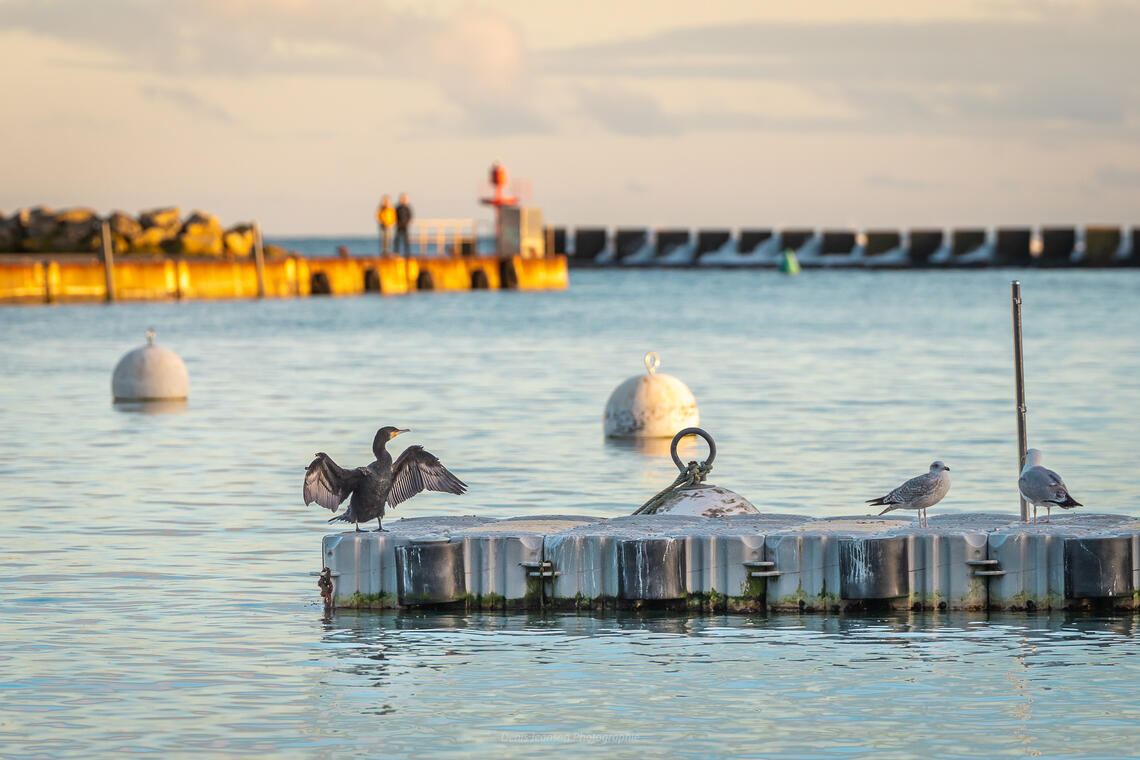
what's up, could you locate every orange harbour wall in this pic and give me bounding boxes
[0,254,568,305]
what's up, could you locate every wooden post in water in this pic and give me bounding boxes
[252,221,267,299]
[1011,281,1029,522]
[100,220,116,302]
[42,260,53,303]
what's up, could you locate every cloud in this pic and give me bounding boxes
[139,85,233,123]
[0,0,549,134]
[542,2,1140,136]
[576,87,680,136]
[1095,166,1140,189]
[575,85,849,136]
[4,0,1136,140]
[417,7,551,136]
[865,173,934,191]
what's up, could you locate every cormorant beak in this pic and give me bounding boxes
[392,428,410,438]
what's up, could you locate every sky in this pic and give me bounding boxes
[1,0,1138,235]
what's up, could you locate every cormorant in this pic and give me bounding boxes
[866,461,951,528]
[303,426,466,531]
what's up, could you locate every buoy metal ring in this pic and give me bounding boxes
[670,427,716,472]
[644,351,661,375]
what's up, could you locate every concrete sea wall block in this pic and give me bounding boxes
[618,537,685,601]
[546,532,624,604]
[737,229,773,255]
[396,539,466,606]
[995,227,1032,266]
[695,229,731,259]
[663,515,811,610]
[322,531,409,608]
[764,533,840,611]
[895,514,1015,610]
[571,227,607,260]
[614,228,648,260]
[838,536,909,603]
[906,228,943,264]
[865,230,902,257]
[676,533,766,609]
[460,531,544,608]
[903,531,990,610]
[1064,536,1133,604]
[1039,227,1076,266]
[545,515,704,607]
[988,530,1066,610]
[988,515,1139,610]
[322,515,496,608]
[1083,226,1122,265]
[764,518,910,611]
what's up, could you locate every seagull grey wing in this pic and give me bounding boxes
[886,472,937,505]
[1020,466,1072,504]
[304,453,363,511]
[388,445,468,508]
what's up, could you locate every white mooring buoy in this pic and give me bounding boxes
[111,329,189,402]
[604,352,699,438]
[634,428,759,518]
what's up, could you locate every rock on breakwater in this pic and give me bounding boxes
[0,205,290,259]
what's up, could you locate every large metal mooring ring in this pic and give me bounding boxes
[671,427,716,472]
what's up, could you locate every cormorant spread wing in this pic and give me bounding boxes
[388,445,467,508]
[304,452,364,511]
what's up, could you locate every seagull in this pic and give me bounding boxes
[303,426,466,531]
[866,461,951,528]
[1018,448,1081,523]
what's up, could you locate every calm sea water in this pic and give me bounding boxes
[1,268,1138,758]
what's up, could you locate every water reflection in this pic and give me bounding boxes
[112,399,189,415]
[306,611,1140,759]
[603,433,702,460]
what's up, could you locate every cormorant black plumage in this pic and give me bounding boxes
[303,426,466,531]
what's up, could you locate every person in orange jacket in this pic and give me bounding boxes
[376,196,396,255]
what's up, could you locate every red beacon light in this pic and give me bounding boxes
[481,161,517,208]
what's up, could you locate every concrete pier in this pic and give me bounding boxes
[655,229,691,261]
[322,511,1139,613]
[951,228,989,263]
[906,229,944,265]
[1040,227,1076,266]
[571,227,607,261]
[821,230,857,257]
[553,223,1140,269]
[864,231,901,258]
[695,230,731,260]
[1082,226,1121,266]
[738,229,774,255]
[779,229,813,253]
[0,253,568,303]
[614,228,649,262]
[995,227,1032,266]
[547,227,567,256]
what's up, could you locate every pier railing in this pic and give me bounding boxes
[410,218,486,257]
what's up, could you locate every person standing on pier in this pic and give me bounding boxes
[395,193,413,256]
[376,196,396,255]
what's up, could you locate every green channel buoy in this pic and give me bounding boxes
[779,248,801,275]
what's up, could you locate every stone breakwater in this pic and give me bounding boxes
[0,206,289,259]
